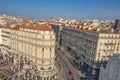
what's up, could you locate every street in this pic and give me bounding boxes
[55,47,83,80]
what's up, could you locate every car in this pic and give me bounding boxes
[69,70,73,77]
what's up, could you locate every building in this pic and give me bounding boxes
[114,19,120,30]
[0,27,2,45]
[51,23,120,79]
[0,27,2,58]
[0,14,24,26]
[61,27,120,65]
[0,14,7,25]
[1,22,58,80]
[51,24,63,46]
[99,54,120,80]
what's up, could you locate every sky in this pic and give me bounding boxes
[0,0,120,20]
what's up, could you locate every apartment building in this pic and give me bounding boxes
[0,14,23,26]
[51,23,120,79]
[0,14,7,25]
[61,27,119,64]
[114,19,120,30]
[51,24,63,46]
[1,23,58,80]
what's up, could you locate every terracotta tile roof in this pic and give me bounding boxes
[20,23,53,31]
[77,22,84,26]
[84,24,92,27]
[97,29,120,34]
[21,22,27,28]
[0,14,4,17]
[3,24,12,29]
[12,25,19,30]
[35,24,53,31]
[3,22,53,31]
[3,24,19,30]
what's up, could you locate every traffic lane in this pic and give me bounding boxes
[57,48,83,76]
[57,52,70,80]
[56,49,81,80]
[57,52,73,80]
[56,51,71,80]
[58,59,70,80]
[55,53,66,79]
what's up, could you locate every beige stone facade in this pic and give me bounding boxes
[96,33,120,62]
[1,23,58,80]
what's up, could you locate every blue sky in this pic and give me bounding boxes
[0,0,120,20]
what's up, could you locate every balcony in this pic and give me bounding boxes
[103,49,114,52]
[28,54,55,60]
[1,34,10,38]
[36,67,58,77]
[2,44,11,49]
[16,34,56,41]
[39,38,56,41]
[104,43,116,45]
[36,63,55,66]
[37,44,55,47]
[11,39,55,47]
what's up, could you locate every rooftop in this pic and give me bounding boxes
[52,23,120,34]
[3,22,53,31]
[20,22,53,31]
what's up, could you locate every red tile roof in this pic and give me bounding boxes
[97,29,120,34]
[12,25,19,30]
[3,22,53,31]
[3,24,12,29]
[20,23,53,31]
[35,24,53,31]
[0,14,4,17]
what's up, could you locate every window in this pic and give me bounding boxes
[42,36,44,40]
[98,52,100,57]
[118,41,120,45]
[50,36,52,40]
[42,61,44,64]
[42,48,44,52]
[116,46,119,51]
[99,49,101,51]
[50,48,52,52]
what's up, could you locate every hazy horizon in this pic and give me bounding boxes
[0,0,120,20]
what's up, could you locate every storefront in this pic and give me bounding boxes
[81,61,100,80]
